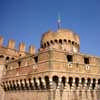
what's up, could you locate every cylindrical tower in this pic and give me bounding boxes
[40,29,80,53]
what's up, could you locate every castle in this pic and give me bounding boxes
[0,29,100,100]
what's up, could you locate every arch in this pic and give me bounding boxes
[54,39,58,43]
[0,55,4,58]
[92,79,96,89]
[72,41,74,45]
[87,78,91,86]
[6,56,9,60]
[12,57,15,60]
[53,76,59,86]
[62,76,66,86]
[69,77,73,87]
[50,40,54,45]
[44,43,46,48]
[98,79,100,84]
[38,77,44,89]
[75,77,79,87]
[45,76,49,89]
[68,40,71,43]
[33,78,38,89]
[59,39,62,44]
[64,39,67,43]
[47,41,50,46]
[81,78,85,86]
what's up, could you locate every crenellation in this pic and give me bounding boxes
[7,39,15,49]
[19,42,26,52]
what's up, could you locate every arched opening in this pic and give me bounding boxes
[18,61,21,67]
[69,77,73,87]
[45,76,49,89]
[44,43,46,48]
[28,78,33,90]
[0,55,4,58]
[59,39,62,44]
[20,80,24,90]
[12,57,15,60]
[81,78,85,86]
[72,41,74,45]
[53,76,59,87]
[6,56,9,60]
[33,78,38,89]
[47,41,50,46]
[39,77,44,89]
[64,39,67,43]
[92,79,96,89]
[62,76,66,87]
[75,77,79,87]
[68,40,71,44]
[50,40,54,45]
[54,39,58,43]
[87,78,91,87]
[98,79,100,89]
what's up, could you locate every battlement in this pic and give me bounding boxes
[0,36,36,55]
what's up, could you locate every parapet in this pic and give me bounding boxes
[8,39,15,49]
[0,36,36,54]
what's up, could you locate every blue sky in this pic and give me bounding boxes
[0,0,100,56]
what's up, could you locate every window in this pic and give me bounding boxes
[18,61,21,66]
[84,57,89,64]
[67,55,73,62]
[34,56,38,63]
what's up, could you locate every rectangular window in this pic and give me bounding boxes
[84,57,89,64]
[34,56,38,63]
[67,55,73,62]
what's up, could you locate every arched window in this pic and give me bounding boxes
[47,41,50,46]
[50,40,54,44]
[45,76,49,89]
[54,39,58,43]
[6,56,9,60]
[64,39,67,43]
[0,55,4,58]
[59,39,62,44]
[62,76,66,86]
[75,77,79,87]
[69,77,73,87]
[53,76,59,86]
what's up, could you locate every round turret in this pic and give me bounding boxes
[40,29,80,53]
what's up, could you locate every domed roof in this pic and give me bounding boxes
[41,29,80,45]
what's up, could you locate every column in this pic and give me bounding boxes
[82,79,87,100]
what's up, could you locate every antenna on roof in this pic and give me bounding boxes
[57,13,61,29]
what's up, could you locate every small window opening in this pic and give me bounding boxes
[50,40,54,44]
[5,65,8,69]
[64,39,67,42]
[54,39,58,43]
[6,56,9,60]
[0,55,4,58]
[47,42,50,46]
[67,55,73,62]
[84,57,89,64]
[18,61,21,66]
[59,39,62,44]
[34,56,38,63]
[12,57,15,60]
